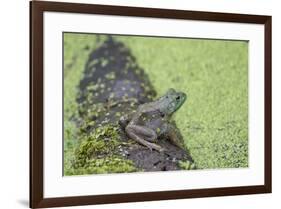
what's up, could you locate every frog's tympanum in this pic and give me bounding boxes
[119,88,187,152]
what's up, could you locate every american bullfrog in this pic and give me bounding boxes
[119,88,187,152]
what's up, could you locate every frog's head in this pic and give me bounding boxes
[159,88,187,115]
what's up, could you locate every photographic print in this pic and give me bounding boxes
[63,33,248,176]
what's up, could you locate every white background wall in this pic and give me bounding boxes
[0,0,279,208]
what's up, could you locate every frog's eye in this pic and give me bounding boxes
[176,96,180,100]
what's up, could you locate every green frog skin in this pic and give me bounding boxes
[119,88,187,152]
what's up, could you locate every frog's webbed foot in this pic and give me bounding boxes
[125,125,165,152]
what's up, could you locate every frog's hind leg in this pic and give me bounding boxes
[125,125,164,152]
[128,125,157,142]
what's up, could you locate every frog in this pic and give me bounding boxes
[119,88,187,152]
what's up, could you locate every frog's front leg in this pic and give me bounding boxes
[125,125,165,152]
[163,123,185,149]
